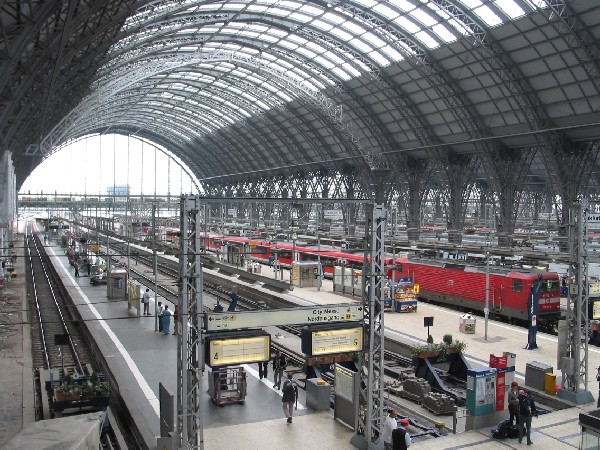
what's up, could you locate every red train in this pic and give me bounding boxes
[394,257,561,323]
[200,233,561,324]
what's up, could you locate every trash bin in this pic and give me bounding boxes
[545,372,557,395]
[459,313,476,334]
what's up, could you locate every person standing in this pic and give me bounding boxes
[382,409,398,450]
[272,351,287,389]
[143,289,150,315]
[73,261,80,278]
[281,373,298,423]
[162,305,172,335]
[508,381,520,426]
[173,304,180,335]
[518,389,538,445]
[157,301,164,332]
[392,419,412,450]
[596,366,600,407]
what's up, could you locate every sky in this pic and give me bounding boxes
[19,134,200,196]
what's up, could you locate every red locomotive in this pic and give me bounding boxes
[394,257,561,323]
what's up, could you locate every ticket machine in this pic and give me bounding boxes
[466,367,496,416]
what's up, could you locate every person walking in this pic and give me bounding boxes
[173,304,180,335]
[281,373,298,423]
[73,261,80,278]
[162,305,173,335]
[258,360,268,380]
[382,408,398,450]
[272,351,287,389]
[392,419,412,450]
[143,289,150,315]
[518,389,538,445]
[508,381,520,426]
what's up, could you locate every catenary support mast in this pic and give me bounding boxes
[558,199,593,404]
[177,196,205,448]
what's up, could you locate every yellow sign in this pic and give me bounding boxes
[91,244,99,253]
[209,335,271,366]
[311,327,363,356]
[250,240,256,248]
[413,284,420,294]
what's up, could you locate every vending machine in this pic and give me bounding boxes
[466,367,496,416]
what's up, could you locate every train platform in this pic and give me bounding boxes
[5,229,597,449]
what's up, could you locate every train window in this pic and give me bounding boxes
[541,280,559,292]
[396,263,403,272]
[513,280,522,292]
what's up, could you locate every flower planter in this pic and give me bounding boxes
[54,392,80,403]
[416,351,437,359]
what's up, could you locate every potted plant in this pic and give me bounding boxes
[443,334,453,345]
[447,340,467,354]
[411,343,440,359]
[54,381,81,402]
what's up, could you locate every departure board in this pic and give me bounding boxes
[207,335,271,367]
[302,325,363,356]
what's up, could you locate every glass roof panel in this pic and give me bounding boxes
[388,0,413,12]
[369,51,390,66]
[393,16,421,35]
[381,45,404,62]
[414,30,439,50]
[373,3,400,19]
[330,66,353,81]
[329,27,353,42]
[493,0,526,19]
[410,7,437,28]
[286,11,313,23]
[473,5,503,26]
[431,23,456,44]
[313,19,335,32]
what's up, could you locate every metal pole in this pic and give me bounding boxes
[317,236,321,291]
[485,249,489,341]
[153,203,158,332]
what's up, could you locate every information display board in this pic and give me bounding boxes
[205,331,270,368]
[204,304,363,331]
[301,323,363,356]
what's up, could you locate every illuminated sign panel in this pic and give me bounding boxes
[204,304,363,331]
[205,332,270,367]
[301,324,363,356]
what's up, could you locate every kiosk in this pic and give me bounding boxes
[107,269,127,299]
[291,261,321,288]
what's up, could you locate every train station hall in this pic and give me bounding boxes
[2,1,600,449]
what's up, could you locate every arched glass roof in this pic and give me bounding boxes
[2,0,600,193]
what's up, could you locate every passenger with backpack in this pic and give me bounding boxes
[518,389,538,445]
[281,373,298,423]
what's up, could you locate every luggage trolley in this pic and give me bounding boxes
[209,366,247,406]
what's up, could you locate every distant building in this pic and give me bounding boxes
[106,185,130,197]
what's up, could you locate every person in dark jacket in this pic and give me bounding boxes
[272,351,287,389]
[596,366,600,407]
[508,381,520,426]
[281,373,298,423]
[518,389,538,445]
[391,418,411,449]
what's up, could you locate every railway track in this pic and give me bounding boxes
[27,230,89,373]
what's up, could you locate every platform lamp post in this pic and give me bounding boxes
[317,235,321,292]
[484,203,493,341]
[152,202,158,332]
[290,232,297,290]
